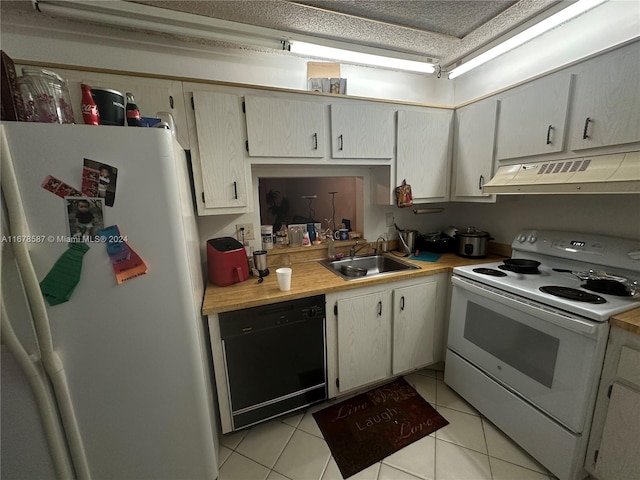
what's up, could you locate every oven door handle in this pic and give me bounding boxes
[451,276,599,336]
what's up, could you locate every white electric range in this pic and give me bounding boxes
[445,230,639,480]
[453,230,639,321]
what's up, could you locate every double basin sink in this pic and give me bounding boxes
[318,254,420,281]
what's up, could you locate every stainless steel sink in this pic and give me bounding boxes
[318,254,420,281]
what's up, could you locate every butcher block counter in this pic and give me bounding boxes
[202,252,505,315]
[611,308,640,335]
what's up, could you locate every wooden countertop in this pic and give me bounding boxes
[202,253,504,315]
[611,308,640,335]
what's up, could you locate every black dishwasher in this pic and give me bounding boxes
[219,294,327,430]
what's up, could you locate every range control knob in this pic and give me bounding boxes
[528,234,537,244]
[517,234,527,243]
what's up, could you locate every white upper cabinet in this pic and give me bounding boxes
[451,99,498,202]
[569,43,640,151]
[397,109,453,203]
[496,74,573,161]
[244,96,325,157]
[191,90,250,212]
[330,104,394,158]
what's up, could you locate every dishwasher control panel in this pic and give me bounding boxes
[219,294,325,337]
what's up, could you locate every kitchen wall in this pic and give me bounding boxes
[390,196,640,245]
[2,3,639,249]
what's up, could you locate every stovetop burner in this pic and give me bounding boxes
[472,268,507,277]
[581,280,634,297]
[498,264,540,274]
[540,286,607,304]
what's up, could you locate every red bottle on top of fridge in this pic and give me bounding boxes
[80,83,99,125]
[125,92,142,127]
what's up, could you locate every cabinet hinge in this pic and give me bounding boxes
[334,302,338,316]
[242,101,246,114]
[201,192,205,203]
[245,140,249,152]
[607,384,613,398]
[169,95,174,109]
[594,449,599,463]
[191,96,195,110]
[336,378,340,388]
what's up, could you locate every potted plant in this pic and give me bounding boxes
[265,190,290,231]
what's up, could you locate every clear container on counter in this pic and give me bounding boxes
[19,67,74,123]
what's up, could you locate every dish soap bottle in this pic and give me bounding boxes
[302,231,311,246]
[327,235,336,260]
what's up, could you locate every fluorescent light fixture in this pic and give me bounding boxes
[448,0,608,79]
[35,0,286,50]
[290,41,436,74]
[35,0,436,74]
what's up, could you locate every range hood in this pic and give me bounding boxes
[483,152,640,194]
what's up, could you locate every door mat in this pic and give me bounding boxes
[313,377,449,478]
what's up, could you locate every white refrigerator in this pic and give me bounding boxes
[1,122,218,480]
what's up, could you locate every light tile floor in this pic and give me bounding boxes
[218,368,557,480]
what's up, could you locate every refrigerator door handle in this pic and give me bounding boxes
[1,126,91,480]
[1,300,75,479]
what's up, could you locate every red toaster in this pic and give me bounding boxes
[207,237,249,287]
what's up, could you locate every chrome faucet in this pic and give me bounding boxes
[349,241,370,257]
[374,236,387,255]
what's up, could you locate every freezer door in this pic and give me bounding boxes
[2,122,217,479]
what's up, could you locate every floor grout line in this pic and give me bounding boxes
[480,418,494,480]
[224,368,553,480]
[267,418,300,479]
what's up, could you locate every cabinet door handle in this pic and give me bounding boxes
[546,124,553,145]
[338,134,344,151]
[377,301,382,316]
[233,181,238,200]
[313,132,318,150]
[478,175,485,190]
[582,117,591,139]
[400,296,405,311]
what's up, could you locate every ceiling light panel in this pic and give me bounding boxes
[289,41,436,73]
[448,0,608,79]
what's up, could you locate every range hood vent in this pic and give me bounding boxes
[483,152,640,194]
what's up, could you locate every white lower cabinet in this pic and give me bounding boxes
[392,281,438,374]
[585,326,640,480]
[335,289,393,392]
[326,274,446,398]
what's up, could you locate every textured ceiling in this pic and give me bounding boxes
[130,0,561,67]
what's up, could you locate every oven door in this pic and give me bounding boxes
[447,276,609,433]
